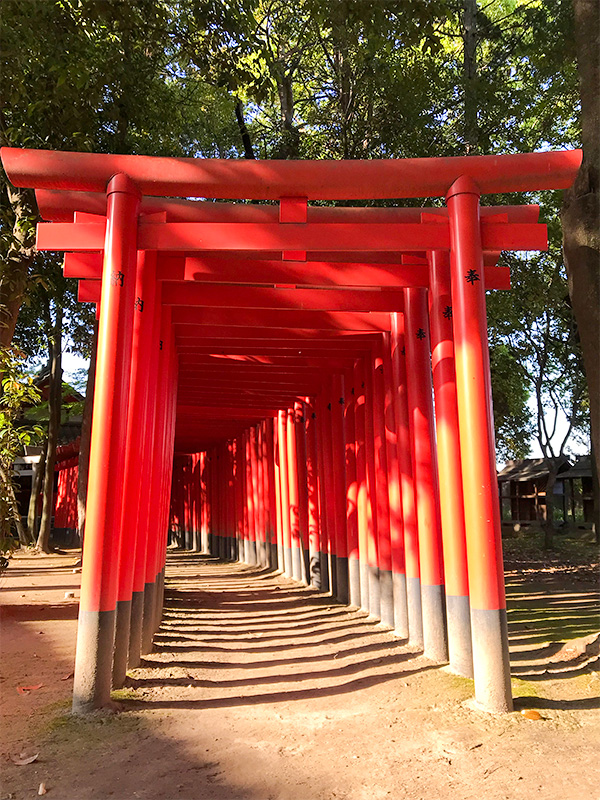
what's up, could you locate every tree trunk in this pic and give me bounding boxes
[0,180,38,347]
[591,440,600,544]
[562,0,600,517]
[462,0,479,153]
[36,306,63,553]
[27,440,47,540]
[235,100,256,159]
[77,321,98,545]
[0,463,33,546]
[542,466,558,550]
[276,72,299,159]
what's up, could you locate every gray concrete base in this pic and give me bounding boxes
[446,594,474,678]
[140,580,157,655]
[335,555,349,604]
[246,538,257,566]
[348,555,361,607]
[154,569,165,632]
[329,553,338,598]
[283,545,293,577]
[276,541,285,572]
[368,564,381,619]
[292,544,304,582]
[359,560,370,613]
[319,551,329,593]
[72,608,116,714]
[127,590,144,669]
[379,568,394,627]
[392,571,409,639]
[112,598,132,688]
[309,552,321,589]
[421,583,449,663]
[471,607,513,713]
[269,541,278,571]
[407,576,423,649]
[257,538,269,568]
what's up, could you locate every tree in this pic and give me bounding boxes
[561,0,600,536]
[0,346,41,549]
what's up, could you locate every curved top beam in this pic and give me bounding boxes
[1,147,581,200]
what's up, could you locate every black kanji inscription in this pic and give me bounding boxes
[327,402,332,410]
[159,340,163,350]
[443,305,452,319]
[465,269,480,284]
[416,327,426,340]
[111,270,124,287]
[339,397,344,405]
[134,296,144,312]
[401,346,406,356]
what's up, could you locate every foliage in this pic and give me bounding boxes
[0,345,43,550]
[0,0,591,465]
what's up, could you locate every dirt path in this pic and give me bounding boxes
[1,551,599,800]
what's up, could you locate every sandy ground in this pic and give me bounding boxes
[1,549,599,800]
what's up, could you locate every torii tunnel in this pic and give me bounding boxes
[2,146,582,715]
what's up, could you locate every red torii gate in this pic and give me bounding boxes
[1,146,581,716]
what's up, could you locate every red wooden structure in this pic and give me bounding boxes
[1,146,581,715]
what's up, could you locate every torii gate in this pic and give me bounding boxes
[1,146,581,716]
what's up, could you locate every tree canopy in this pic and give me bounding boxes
[0,0,595,471]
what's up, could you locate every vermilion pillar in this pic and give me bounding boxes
[72,174,139,713]
[429,250,473,677]
[331,373,349,603]
[141,307,172,655]
[250,425,263,565]
[234,439,243,561]
[382,333,408,637]
[128,289,162,669]
[273,422,285,573]
[363,358,380,617]
[447,176,512,712]
[344,375,361,607]
[293,401,308,582]
[245,429,257,565]
[264,418,278,569]
[314,396,331,593]
[277,411,292,576]
[353,360,372,612]
[154,335,177,631]
[304,401,322,588]
[288,401,308,581]
[372,348,394,626]
[112,250,158,687]
[404,289,448,663]
[286,406,302,581]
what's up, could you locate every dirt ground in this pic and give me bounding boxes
[1,548,599,800]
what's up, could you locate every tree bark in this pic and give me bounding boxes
[562,0,600,521]
[235,100,256,159]
[276,71,300,159]
[27,440,47,540]
[462,0,479,154]
[0,181,38,347]
[542,465,558,550]
[77,321,98,545]
[0,463,33,546]
[36,306,63,553]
